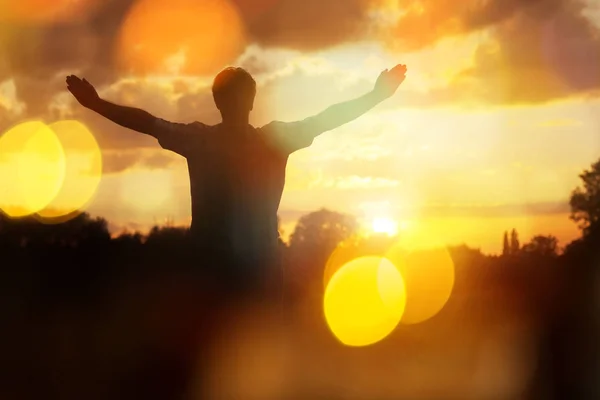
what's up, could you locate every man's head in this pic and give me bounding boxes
[212,67,256,116]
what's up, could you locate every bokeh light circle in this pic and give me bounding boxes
[117,0,246,76]
[324,256,406,347]
[323,234,396,290]
[0,121,66,217]
[385,225,455,325]
[35,120,102,223]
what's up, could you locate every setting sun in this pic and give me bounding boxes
[371,217,399,236]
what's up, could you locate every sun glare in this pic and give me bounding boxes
[371,217,399,236]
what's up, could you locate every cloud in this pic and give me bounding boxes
[380,0,553,51]
[0,0,380,129]
[325,175,401,189]
[243,0,379,51]
[1,0,597,143]
[396,0,600,105]
[278,201,570,226]
[419,201,570,218]
[102,149,182,174]
[0,0,136,132]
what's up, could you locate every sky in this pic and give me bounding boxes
[0,0,599,254]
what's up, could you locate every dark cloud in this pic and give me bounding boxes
[452,1,598,104]
[384,0,556,51]
[385,0,600,104]
[1,0,134,82]
[0,0,136,131]
[242,0,377,51]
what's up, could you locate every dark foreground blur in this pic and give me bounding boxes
[1,210,599,400]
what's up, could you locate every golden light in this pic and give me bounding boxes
[0,0,100,23]
[119,169,174,213]
[323,237,361,290]
[385,224,455,325]
[35,120,102,223]
[0,121,65,217]
[323,235,393,290]
[371,217,399,236]
[324,256,406,347]
[117,0,246,76]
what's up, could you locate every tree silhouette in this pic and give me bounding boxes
[521,235,559,258]
[510,228,520,255]
[288,208,358,292]
[145,225,189,247]
[570,158,600,236]
[502,231,510,256]
[289,208,358,251]
[0,212,110,248]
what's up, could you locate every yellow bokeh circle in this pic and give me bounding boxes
[35,120,102,223]
[0,121,66,217]
[323,234,395,290]
[385,226,455,325]
[0,120,102,221]
[324,256,406,347]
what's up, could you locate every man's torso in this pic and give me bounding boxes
[185,123,287,260]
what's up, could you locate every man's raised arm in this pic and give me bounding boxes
[262,64,407,154]
[264,64,407,154]
[298,64,407,135]
[66,75,161,136]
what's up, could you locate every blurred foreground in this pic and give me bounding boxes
[1,211,599,400]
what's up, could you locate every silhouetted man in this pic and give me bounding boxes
[66,65,407,297]
[67,66,406,399]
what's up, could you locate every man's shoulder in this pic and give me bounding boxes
[182,121,219,137]
[188,121,215,130]
[258,120,290,131]
[153,118,214,132]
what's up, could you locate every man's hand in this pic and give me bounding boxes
[66,75,100,109]
[373,64,407,101]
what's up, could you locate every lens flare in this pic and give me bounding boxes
[324,256,406,347]
[0,121,66,217]
[385,225,455,325]
[35,120,102,223]
[117,0,246,76]
[323,235,394,290]
[372,217,399,236]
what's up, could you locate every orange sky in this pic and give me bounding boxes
[0,0,599,254]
